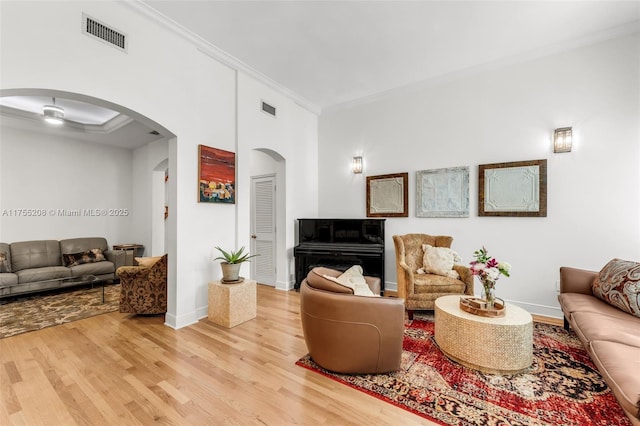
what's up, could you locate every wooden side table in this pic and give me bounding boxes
[208,279,257,328]
[112,244,144,267]
[434,294,533,374]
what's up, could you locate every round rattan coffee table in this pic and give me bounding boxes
[434,295,533,374]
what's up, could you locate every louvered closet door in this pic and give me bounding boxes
[251,175,276,286]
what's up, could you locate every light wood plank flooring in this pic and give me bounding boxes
[1,285,563,425]
[1,285,438,426]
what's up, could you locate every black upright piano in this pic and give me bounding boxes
[294,218,385,293]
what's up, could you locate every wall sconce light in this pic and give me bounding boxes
[553,127,572,153]
[351,156,363,174]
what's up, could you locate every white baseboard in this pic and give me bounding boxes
[195,305,208,320]
[386,281,563,319]
[276,279,295,291]
[504,300,563,319]
[165,310,200,329]
[385,281,398,292]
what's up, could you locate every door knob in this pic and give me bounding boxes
[251,235,257,239]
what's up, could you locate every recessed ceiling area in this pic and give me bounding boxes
[0,95,164,149]
[1,96,120,125]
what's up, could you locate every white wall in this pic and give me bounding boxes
[0,125,133,244]
[131,138,169,256]
[237,73,319,290]
[319,34,640,318]
[0,1,319,327]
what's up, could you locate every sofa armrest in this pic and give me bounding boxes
[106,250,127,270]
[396,260,414,299]
[116,265,150,281]
[560,266,597,295]
[453,264,475,295]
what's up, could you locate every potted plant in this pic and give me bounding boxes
[214,246,258,282]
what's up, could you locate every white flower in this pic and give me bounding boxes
[486,268,500,280]
[498,262,511,271]
[472,263,485,272]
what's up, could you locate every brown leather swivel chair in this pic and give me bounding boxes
[117,254,167,314]
[393,234,474,320]
[299,267,405,374]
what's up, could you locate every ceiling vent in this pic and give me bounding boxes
[261,101,276,117]
[82,13,127,52]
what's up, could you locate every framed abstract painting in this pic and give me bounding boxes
[198,145,236,204]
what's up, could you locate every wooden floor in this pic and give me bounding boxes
[1,285,438,426]
[1,286,563,426]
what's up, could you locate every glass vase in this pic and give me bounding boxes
[481,281,496,309]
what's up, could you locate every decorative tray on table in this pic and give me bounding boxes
[459,297,506,317]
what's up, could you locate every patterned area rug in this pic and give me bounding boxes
[296,318,631,426]
[0,283,121,339]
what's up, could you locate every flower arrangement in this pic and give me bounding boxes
[470,247,511,307]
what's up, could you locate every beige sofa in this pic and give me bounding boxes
[0,237,124,298]
[558,265,640,425]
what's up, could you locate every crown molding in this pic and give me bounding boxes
[125,1,321,116]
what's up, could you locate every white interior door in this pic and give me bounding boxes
[251,175,276,286]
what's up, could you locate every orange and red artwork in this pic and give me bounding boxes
[198,145,236,204]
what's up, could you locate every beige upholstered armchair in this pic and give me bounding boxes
[300,267,405,374]
[117,254,167,315]
[393,234,473,319]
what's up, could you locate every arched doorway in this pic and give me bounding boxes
[249,148,286,288]
[0,88,177,317]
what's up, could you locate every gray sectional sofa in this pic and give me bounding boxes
[0,237,125,298]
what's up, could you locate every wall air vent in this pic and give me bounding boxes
[82,13,127,52]
[261,101,276,117]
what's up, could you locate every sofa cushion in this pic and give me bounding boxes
[558,293,634,322]
[592,258,640,318]
[10,240,62,271]
[15,266,71,284]
[59,237,109,255]
[414,273,466,294]
[571,311,640,349]
[589,340,640,422]
[63,248,106,267]
[0,273,18,287]
[417,244,461,279]
[69,260,115,278]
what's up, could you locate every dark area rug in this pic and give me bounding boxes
[0,283,120,338]
[297,318,631,426]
